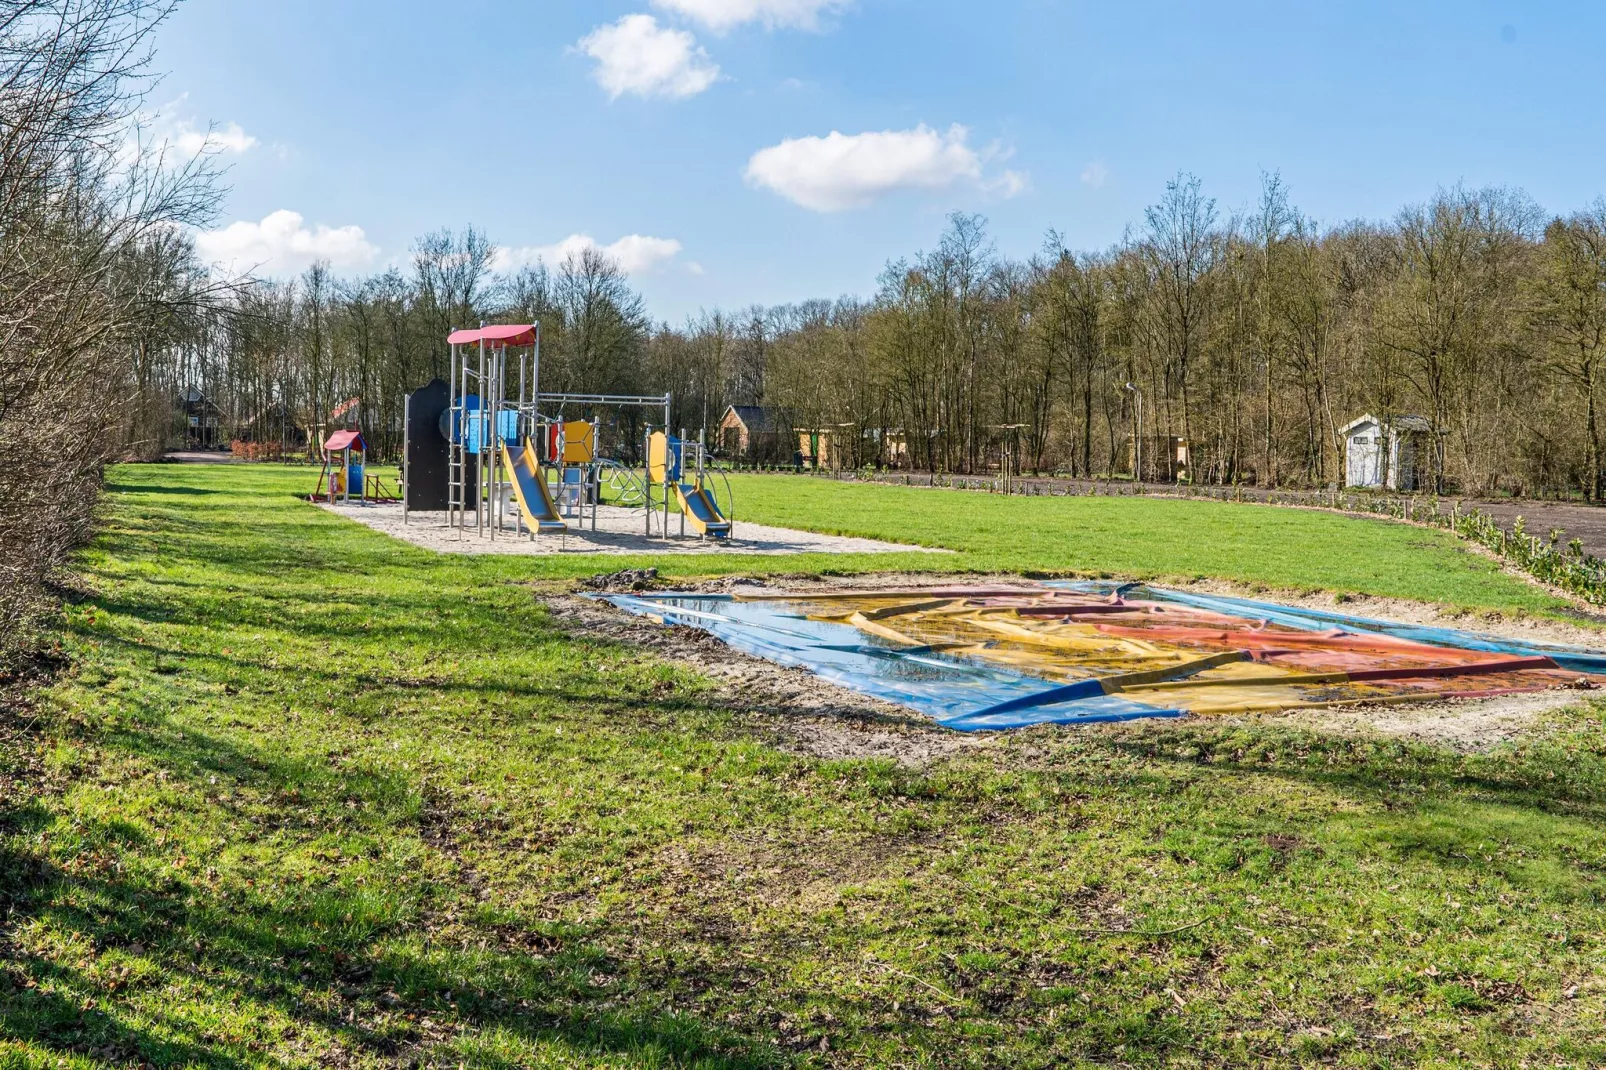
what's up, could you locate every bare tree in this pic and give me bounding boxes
[1528,203,1606,499]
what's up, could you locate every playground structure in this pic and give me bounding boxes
[601,581,1606,731]
[311,429,398,504]
[401,324,734,542]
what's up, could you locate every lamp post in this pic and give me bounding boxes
[1125,382,1143,482]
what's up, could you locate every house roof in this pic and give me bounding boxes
[724,405,780,433]
[1340,413,1432,437]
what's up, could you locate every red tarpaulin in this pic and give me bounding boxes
[324,430,364,452]
[447,324,538,347]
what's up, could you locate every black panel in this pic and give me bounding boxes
[404,379,452,511]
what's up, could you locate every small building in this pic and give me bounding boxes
[717,405,787,462]
[179,387,225,449]
[1128,435,1190,482]
[1341,414,1431,491]
[868,427,910,469]
[798,429,840,470]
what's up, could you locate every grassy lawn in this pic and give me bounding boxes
[0,463,1603,1067]
[727,475,1575,615]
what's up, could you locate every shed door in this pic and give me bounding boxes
[1347,435,1382,488]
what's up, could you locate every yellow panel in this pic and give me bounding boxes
[563,421,596,463]
[648,431,668,484]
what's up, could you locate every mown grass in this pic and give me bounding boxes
[0,463,1602,1067]
[725,475,1577,616]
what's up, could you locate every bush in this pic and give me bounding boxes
[0,0,220,666]
[231,440,287,463]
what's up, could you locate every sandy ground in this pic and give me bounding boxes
[551,571,1604,762]
[318,501,946,557]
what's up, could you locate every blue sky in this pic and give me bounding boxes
[156,0,1605,323]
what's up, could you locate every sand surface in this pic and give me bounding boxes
[318,501,946,557]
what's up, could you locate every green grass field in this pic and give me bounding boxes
[726,475,1578,614]
[1,464,1603,1067]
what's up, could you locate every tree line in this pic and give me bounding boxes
[160,178,1606,500]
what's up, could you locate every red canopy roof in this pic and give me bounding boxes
[324,430,365,452]
[447,324,538,347]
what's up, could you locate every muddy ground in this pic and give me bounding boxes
[548,571,1605,763]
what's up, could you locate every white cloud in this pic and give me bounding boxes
[576,14,719,100]
[651,0,850,32]
[170,119,257,157]
[122,95,258,166]
[744,124,1027,212]
[496,234,686,275]
[1081,160,1109,188]
[987,169,1030,198]
[194,210,378,276]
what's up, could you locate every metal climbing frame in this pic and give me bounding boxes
[541,393,672,537]
[446,324,543,541]
[443,322,683,541]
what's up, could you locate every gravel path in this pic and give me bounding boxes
[318,501,947,556]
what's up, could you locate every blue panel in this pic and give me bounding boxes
[665,435,684,483]
[453,404,522,455]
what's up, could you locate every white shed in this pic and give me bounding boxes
[1340,414,1431,491]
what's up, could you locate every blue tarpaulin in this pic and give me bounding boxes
[1044,582,1606,676]
[596,593,1186,732]
[598,583,1606,732]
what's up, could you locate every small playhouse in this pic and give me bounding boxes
[1341,414,1431,491]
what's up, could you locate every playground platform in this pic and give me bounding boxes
[318,501,946,557]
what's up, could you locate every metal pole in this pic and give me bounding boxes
[454,340,465,536]
[476,334,486,536]
[518,346,528,538]
[663,401,671,539]
[448,341,457,536]
[403,394,410,524]
[485,343,497,536]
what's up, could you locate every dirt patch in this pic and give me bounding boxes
[1268,690,1592,752]
[547,592,994,767]
[579,567,663,592]
[549,572,1604,760]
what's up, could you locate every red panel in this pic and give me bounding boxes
[447,324,538,347]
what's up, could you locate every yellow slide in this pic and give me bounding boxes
[501,440,568,535]
[674,482,732,538]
